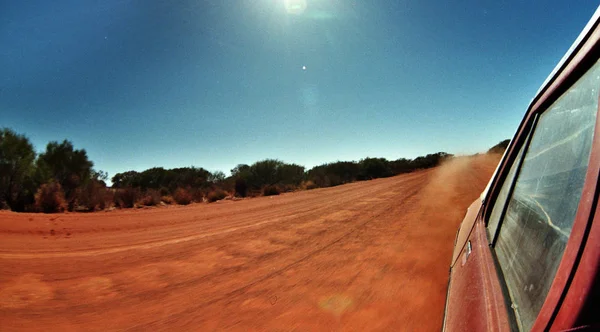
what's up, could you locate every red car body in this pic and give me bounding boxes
[443,6,600,332]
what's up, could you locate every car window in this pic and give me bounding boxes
[487,139,526,241]
[493,60,600,331]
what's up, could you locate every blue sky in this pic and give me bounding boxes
[1,1,598,179]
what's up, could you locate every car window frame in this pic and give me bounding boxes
[485,115,537,246]
[480,19,600,331]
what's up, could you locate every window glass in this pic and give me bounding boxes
[495,60,600,331]
[487,141,526,241]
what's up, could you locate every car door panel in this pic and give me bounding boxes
[444,216,511,331]
[451,198,483,267]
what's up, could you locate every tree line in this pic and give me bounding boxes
[1,127,506,213]
[0,128,107,212]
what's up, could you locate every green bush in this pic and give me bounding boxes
[173,188,192,205]
[262,185,280,196]
[207,189,227,203]
[34,181,67,213]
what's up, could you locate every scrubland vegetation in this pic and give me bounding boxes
[487,139,510,154]
[0,127,508,213]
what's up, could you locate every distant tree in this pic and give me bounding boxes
[306,152,452,189]
[276,163,305,186]
[358,157,392,180]
[0,128,36,211]
[390,158,412,174]
[306,165,330,187]
[139,167,167,190]
[488,139,511,154]
[112,166,211,197]
[208,171,226,184]
[248,159,283,189]
[36,140,94,210]
[411,152,452,169]
[170,167,210,189]
[111,170,141,188]
[92,170,108,184]
[306,161,360,187]
[328,161,360,184]
[230,164,250,178]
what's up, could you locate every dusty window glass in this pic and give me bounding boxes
[487,142,526,241]
[495,60,600,331]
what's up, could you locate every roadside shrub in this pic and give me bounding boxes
[138,189,161,206]
[190,188,205,203]
[161,195,174,205]
[102,189,115,210]
[173,188,192,205]
[234,178,248,197]
[280,184,297,193]
[114,187,140,208]
[262,185,280,196]
[300,180,318,190]
[207,189,227,203]
[35,181,67,213]
[159,187,170,196]
[246,189,262,198]
[77,180,110,211]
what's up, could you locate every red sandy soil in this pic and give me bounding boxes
[0,155,500,331]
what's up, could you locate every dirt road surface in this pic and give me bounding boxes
[0,155,500,331]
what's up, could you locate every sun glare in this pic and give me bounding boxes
[284,0,307,15]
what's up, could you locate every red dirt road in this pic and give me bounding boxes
[0,155,500,331]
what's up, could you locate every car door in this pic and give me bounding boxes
[444,52,600,332]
